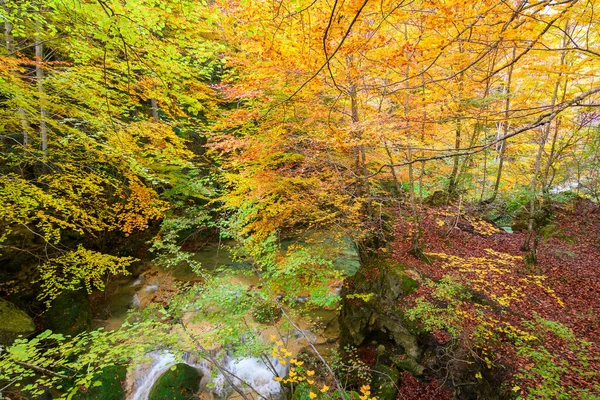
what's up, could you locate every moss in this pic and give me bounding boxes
[45,290,92,336]
[148,363,201,400]
[425,190,452,206]
[371,364,401,400]
[0,298,35,345]
[391,355,425,376]
[72,365,126,399]
[398,274,418,295]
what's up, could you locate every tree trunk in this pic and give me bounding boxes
[522,25,568,257]
[488,46,516,203]
[35,17,47,156]
[2,0,29,146]
[403,56,420,253]
[447,72,465,195]
[151,97,159,122]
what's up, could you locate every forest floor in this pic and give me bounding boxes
[389,197,600,399]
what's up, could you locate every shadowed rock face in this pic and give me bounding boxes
[45,290,92,336]
[0,298,35,345]
[339,260,421,362]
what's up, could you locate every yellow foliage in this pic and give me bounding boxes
[37,245,135,304]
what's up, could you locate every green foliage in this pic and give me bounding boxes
[0,320,176,399]
[71,365,127,400]
[514,317,599,400]
[37,246,135,304]
[0,0,223,299]
[405,276,471,336]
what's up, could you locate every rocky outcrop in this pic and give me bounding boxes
[0,298,35,345]
[339,260,421,362]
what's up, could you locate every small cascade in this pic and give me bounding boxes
[205,356,287,399]
[130,351,177,400]
[128,351,286,400]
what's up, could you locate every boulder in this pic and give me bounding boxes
[0,298,35,345]
[148,363,201,400]
[391,354,425,376]
[425,190,451,206]
[45,290,92,336]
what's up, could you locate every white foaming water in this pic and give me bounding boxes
[130,351,177,400]
[129,351,285,400]
[207,356,287,399]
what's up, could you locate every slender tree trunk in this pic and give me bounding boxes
[447,71,464,195]
[419,85,426,205]
[542,27,570,195]
[403,50,420,253]
[151,97,159,122]
[489,46,516,203]
[2,0,29,145]
[383,137,402,196]
[35,18,47,156]
[522,25,568,258]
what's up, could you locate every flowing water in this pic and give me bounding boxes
[129,350,289,400]
[100,238,358,400]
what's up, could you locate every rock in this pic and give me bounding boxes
[148,363,201,400]
[511,204,553,233]
[425,190,451,206]
[0,298,35,345]
[45,290,92,336]
[371,364,401,400]
[339,261,421,360]
[72,365,127,399]
[391,354,425,376]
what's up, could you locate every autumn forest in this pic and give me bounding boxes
[1,0,599,399]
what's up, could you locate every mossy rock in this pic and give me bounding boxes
[45,290,92,336]
[371,364,400,400]
[339,260,421,360]
[0,298,35,345]
[391,354,425,376]
[425,190,451,206]
[252,301,282,324]
[148,363,201,400]
[72,365,126,399]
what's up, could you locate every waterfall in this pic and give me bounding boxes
[128,351,286,400]
[206,356,287,399]
[130,351,177,400]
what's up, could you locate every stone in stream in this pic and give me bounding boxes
[148,363,202,400]
[0,298,35,345]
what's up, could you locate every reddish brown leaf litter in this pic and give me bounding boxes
[390,199,600,397]
[396,372,452,400]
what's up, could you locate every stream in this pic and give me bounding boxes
[98,239,359,399]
